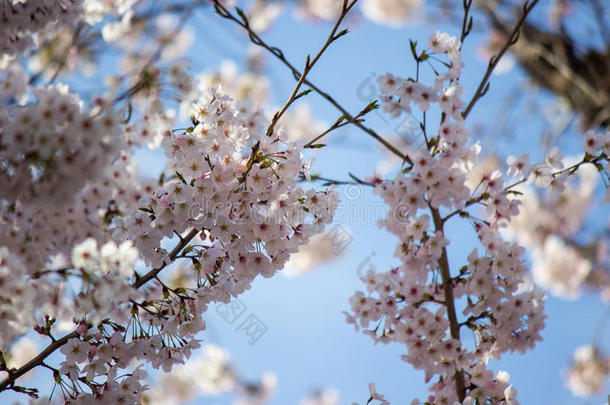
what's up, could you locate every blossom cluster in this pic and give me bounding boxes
[0,63,29,103]
[503,131,610,300]
[0,79,150,274]
[1,1,607,404]
[2,85,334,403]
[0,78,336,402]
[114,86,337,283]
[70,238,140,324]
[0,247,41,349]
[0,0,82,57]
[347,31,546,405]
[0,237,139,372]
[144,344,277,405]
[242,0,422,29]
[565,345,610,397]
[0,0,339,403]
[503,164,605,299]
[0,84,124,206]
[0,10,338,396]
[56,334,151,405]
[178,59,325,145]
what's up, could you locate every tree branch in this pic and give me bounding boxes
[480,0,609,129]
[0,228,201,392]
[265,0,357,137]
[462,0,539,119]
[212,0,410,164]
[431,207,466,402]
[133,228,201,289]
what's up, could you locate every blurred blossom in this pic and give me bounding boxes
[566,345,610,397]
[284,231,347,277]
[8,337,39,369]
[157,14,195,60]
[277,104,327,143]
[297,0,343,20]
[145,344,276,404]
[503,162,604,299]
[532,236,591,299]
[361,0,422,27]
[299,388,339,405]
[475,30,515,75]
[248,0,284,31]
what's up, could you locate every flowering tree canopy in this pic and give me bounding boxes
[0,1,608,404]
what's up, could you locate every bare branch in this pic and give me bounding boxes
[212,0,410,164]
[265,0,358,137]
[462,0,539,119]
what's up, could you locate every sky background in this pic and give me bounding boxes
[7,1,610,404]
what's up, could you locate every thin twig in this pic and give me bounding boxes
[462,0,539,119]
[304,117,350,147]
[302,173,374,187]
[459,0,474,45]
[266,0,357,137]
[304,100,380,148]
[212,0,410,163]
[266,55,312,136]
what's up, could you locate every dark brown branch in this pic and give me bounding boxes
[133,228,201,288]
[431,207,466,402]
[0,331,79,393]
[482,1,609,129]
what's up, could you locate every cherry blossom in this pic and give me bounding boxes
[0,0,82,57]
[565,345,610,397]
